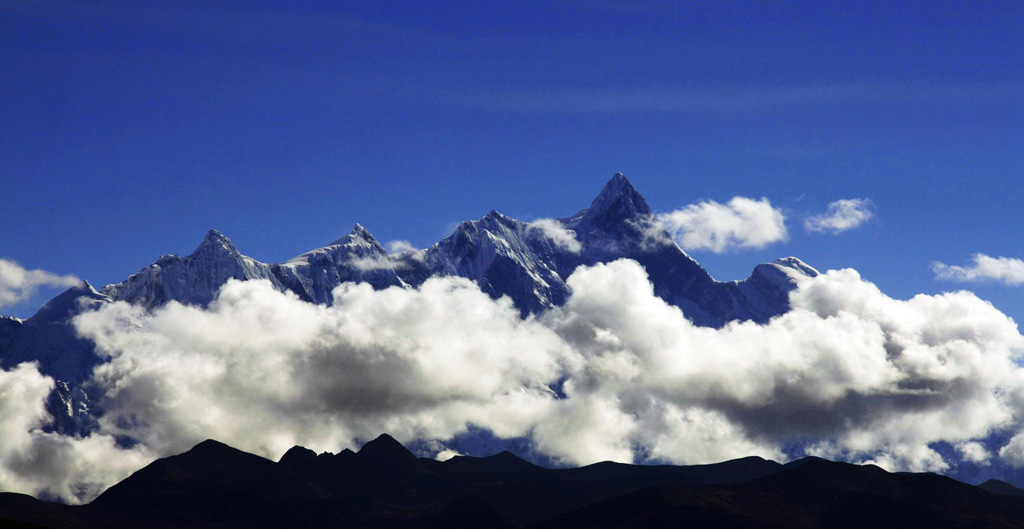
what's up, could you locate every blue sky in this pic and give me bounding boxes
[2,1,1022,320]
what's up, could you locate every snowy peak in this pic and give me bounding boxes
[104,230,280,308]
[772,257,820,278]
[751,257,820,290]
[276,223,405,304]
[580,173,652,228]
[483,209,511,221]
[190,229,240,259]
[1,171,827,440]
[330,223,382,248]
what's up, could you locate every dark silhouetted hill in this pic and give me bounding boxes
[3,436,1024,528]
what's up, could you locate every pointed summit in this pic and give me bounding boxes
[479,209,516,229]
[590,173,651,215]
[605,172,632,193]
[350,223,371,239]
[357,433,417,463]
[330,223,382,247]
[190,229,240,258]
[572,173,652,233]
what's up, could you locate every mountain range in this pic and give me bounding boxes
[0,174,818,435]
[3,434,1024,528]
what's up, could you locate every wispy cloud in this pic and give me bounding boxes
[0,259,80,310]
[933,254,1024,285]
[528,219,582,253]
[344,255,397,272]
[386,240,421,255]
[656,197,787,253]
[805,198,875,234]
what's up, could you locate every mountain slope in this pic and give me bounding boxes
[93,173,815,324]
[101,230,281,308]
[271,224,407,304]
[0,282,110,433]
[398,174,816,323]
[0,173,817,438]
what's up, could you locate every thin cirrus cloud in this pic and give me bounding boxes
[804,198,875,234]
[0,259,80,310]
[656,197,788,253]
[933,254,1024,286]
[4,257,1024,503]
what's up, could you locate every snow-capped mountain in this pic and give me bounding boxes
[272,224,407,305]
[0,282,111,433]
[101,229,282,308]
[400,173,817,324]
[97,173,815,324]
[0,173,818,434]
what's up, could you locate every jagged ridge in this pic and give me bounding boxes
[0,173,819,437]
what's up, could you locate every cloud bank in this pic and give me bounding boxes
[0,259,80,309]
[3,259,1024,503]
[656,197,787,252]
[934,254,1024,286]
[804,198,875,234]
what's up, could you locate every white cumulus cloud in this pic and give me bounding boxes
[74,277,570,460]
[0,362,154,504]
[0,259,80,309]
[540,261,1024,471]
[5,257,1024,502]
[957,441,992,466]
[933,254,1024,286]
[656,197,787,252]
[804,198,874,234]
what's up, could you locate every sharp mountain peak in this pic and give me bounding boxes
[191,229,240,258]
[330,223,381,247]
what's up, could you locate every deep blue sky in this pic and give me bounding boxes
[2,1,1022,320]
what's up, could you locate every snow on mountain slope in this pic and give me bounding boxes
[562,173,720,324]
[1,282,109,382]
[401,173,811,326]
[272,224,407,305]
[399,210,573,315]
[101,230,282,308]
[85,174,812,326]
[0,282,110,433]
[0,173,819,435]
